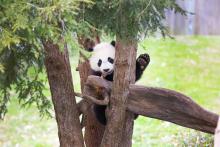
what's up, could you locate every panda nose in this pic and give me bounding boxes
[104,68,110,72]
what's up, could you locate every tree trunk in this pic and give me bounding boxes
[120,41,137,147]
[121,112,134,147]
[77,37,105,147]
[100,2,138,146]
[100,38,137,147]
[44,41,84,147]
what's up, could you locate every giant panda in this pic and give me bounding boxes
[89,41,150,125]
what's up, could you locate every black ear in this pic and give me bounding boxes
[111,41,116,47]
[84,38,95,52]
[87,48,94,52]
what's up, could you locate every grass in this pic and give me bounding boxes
[0,36,220,147]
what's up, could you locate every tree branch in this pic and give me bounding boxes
[137,0,152,20]
[128,85,218,134]
[85,75,219,134]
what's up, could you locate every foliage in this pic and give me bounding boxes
[82,0,187,40]
[0,0,185,118]
[0,0,91,118]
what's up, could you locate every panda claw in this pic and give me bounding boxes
[141,53,150,62]
[137,53,150,71]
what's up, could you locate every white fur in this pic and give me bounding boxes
[89,42,115,74]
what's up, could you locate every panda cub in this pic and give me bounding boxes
[89,41,150,125]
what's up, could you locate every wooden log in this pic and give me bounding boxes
[128,85,218,134]
[85,75,219,134]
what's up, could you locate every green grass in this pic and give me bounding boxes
[1,36,220,147]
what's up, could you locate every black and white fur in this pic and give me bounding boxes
[89,41,150,125]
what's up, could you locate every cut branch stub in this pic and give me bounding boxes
[85,75,219,134]
[75,92,109,106]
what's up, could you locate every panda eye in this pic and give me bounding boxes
[108,57,114,64]
[98,59,102,67]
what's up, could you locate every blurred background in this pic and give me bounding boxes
[0,0,220,147]
[166,0,220,35]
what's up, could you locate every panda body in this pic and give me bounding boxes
[89,41,150,125]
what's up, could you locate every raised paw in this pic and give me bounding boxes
[137,53,150,70]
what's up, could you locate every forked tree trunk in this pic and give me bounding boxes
[78,53,105,147]
[44,41,84,147]
[77,37,105,147]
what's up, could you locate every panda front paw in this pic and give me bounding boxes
[137,53,150,71]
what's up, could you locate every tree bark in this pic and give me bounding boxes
[100,38,137,147]
[44,42,84,147]
[85,75,219,134]
[128,85,218,134]
[77,37,105,147]
[100,1,140,146]
[120,112,134,147]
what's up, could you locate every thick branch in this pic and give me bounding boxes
[85,76,219,134]
[128,85,218,134]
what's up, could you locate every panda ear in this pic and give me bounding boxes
[111,41,116,47]
[87,48,94,52]
[84,38,95,52]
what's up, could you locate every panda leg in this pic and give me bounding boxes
[135,53,150,81]
[94,105,107,125]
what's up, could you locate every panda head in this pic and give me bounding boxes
[89,41,115,76]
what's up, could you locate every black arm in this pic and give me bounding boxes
[135,53,150,81]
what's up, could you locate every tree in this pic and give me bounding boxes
[0,0,218,147]
[0,0,89,146]
[80,1,188,146]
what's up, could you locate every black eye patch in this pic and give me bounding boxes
[98,59,102,67]
[108,57,114,64]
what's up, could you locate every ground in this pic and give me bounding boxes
[0,36,220,147]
